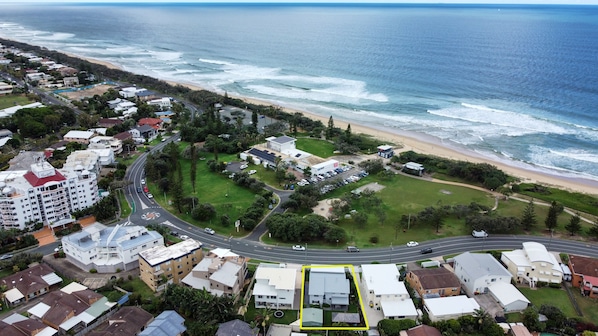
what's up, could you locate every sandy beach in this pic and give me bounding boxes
[71,54,598,196]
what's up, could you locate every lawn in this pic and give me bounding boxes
[519,287,577,317]
[517,183,598,217]
[117,189,131,218]
[295,138,336,158]
[149,151,257,237]
[0,94,32,109]
[244,296,299,326]
[99,278,155,302]
[572,288,598,323]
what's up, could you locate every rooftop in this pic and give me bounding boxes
[361,264,408,296]
[139,239,202,266]
[569,254,598,277]
[410,268,461,290]
[454,252,511,279]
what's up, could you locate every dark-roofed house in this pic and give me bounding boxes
[113,131,132,142]
[406,268,461,298]
[243,148,279,167]
[129,125,157,143]
[405,325,442,336]
[97,118,123,129]
[569,254,598,298]
[1,264,62,307]
[88,306,152,336]
[135,89,156,101]
[0,317,57,336]
[216,319,258,336]
[139,310,186,336]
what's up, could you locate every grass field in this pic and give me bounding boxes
[117,190,132,218]
[572,288,598,323]
[0,94,32,109]
[519,287,577,317]
[295,138,336,158]
[517,183,598,217]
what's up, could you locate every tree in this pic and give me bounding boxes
[522,306,543,332]
[588,218,598,240]
[189,144,197,193]
[565,213,582,236]
[376,210,387,226]
[545,201,560,231]
[251,110,258,131]
[353,212,368,228]
[521,199,537,231]
[326,115,334,139]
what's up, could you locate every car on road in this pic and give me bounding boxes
[147,193,153,199]
[143,186,149,193]
[420,247,433,254]
[472,230,488,238]
[180,235,189,240]
[141,179,145,184]
[406,241,419,247]
[346,246,360,252]
[137,187,142,193]
[0,254,13,260]
[170,231,179,236]
[204,228,215,235]
[292,245,306,251]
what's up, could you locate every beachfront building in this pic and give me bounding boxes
[266,136,296,153]
[0,160,98,230]
[361,264,418,320]
[406,268,461,298]
[138,239,204,292]
[63,130,96,145]
[501,242,562,287]
[148,97,172,109]
[1,264,63,307]
[568,254,598,298]
[253,263,301,309]
[62,223,164,273]
[453,252,512,295]
[181,248,247,297]
[402,162,425,176]
[119,87,147,99]
[377,145,394,159]
[308,266,350,309]
[423,296,480,322]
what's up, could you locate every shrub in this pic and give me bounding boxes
[90,268,97,273]
[370,236,379,244]
[116,268,122,273]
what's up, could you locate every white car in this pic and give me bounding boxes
[180,235,189,240]
[204,228,215,235]
[147,193,153,199]
[248,170,257,175]
[240,164,248,170]
[141,179,145,184]
[292,245,306,251]
[406,241,419,247]
[54,245,63,252]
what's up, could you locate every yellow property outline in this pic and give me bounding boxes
[299,264,369,331]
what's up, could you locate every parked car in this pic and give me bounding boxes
[292,245,306,251]
[420,247,433,254]
[137,187,142,193]
[180,235,189,240]
[54,245,63,252]
[406,241,419,247]
[141,179,145,184]
[204,228,215,235]
[0,254,13,260]
[346,246,360,252]
[472,230,488,238]
[147,193,153,199]
[143,186,149,193]
[240,164,248,170]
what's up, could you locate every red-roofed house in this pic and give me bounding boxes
[138,118,163,131]
[97,118,123,128]
[569,254,598,298]
[582,275,598,298]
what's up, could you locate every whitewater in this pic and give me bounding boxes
[0,3,597,181]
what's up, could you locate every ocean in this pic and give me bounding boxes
[0,3,597,181]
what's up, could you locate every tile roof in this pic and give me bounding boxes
[569,254,598,277]
[409,268,461,290]
[23,169,66,187]
[1,264,61,299]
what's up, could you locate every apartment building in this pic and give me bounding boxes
[88,136,123,155]
[181,248,247,297]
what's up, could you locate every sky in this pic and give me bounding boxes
[1,0,598,4]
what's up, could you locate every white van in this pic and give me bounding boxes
[472,230,488,238]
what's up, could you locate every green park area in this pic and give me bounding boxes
[0,94,32,110]
[295,137,336,158]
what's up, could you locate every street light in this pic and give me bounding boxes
[389,243,393,264]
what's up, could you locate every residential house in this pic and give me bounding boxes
[113,100,136,113]
[97,118,123,129]
[487,282,530,312]
[216,319,257,336]
[63,130,95,145]
[135,89,156,101]
[361,264,417,320]
[568,254,598,298]
[113,131,132,142]
[423,296,480,322]
[0,314,58,336]
[510,324,533,336]
[87,306,153,336]
[406,268,461,298]
[88,148,115,166]
[148,97,172,109]
[62,223,164,273]
[119,87,145,99]
[181,248,247,297]
[453,252,512,295]
[266,135,296,154]
[27,282,116,334]
[138,310,186,336]
[403,325,443,336]
[89,136,123,155]
[0,81,13,95]
[1,264,62,307]
[56,67,78,77]
[0,160,98,230]
[253,263,301,309]
[501,242,562,287]
[139,239,204,292]
[308,266,350,309]
[138,117,163,131]
[155,110,175,124]
[129,125,157,143]
[63,77,79,87]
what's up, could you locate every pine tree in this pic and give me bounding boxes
[326,116,335,139]
[190,144,197,193]
[544,201,560,231]
[565,213,582,236]
[587,218,598,240]
[521,199,537,231]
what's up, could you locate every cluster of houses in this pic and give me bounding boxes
[4,218,598,336]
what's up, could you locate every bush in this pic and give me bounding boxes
[549,283,562,288]
[370,236,379,244]
[116,268,122,273]
[90,268,97,273]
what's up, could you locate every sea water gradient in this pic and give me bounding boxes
[0,3,597,180]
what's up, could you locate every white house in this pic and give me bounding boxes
[119,87,146,99]
[0,81,13,95]
[148,97,172,109]
[88,136,123,155]
[0,160,98,230]
[62,223,164,273]
[488,282,530,312]
[266,136,296,154]
[424,296,480,322]
[501,242,563,287]
[361,264,417,320]
[89,148,115,166]
[453,252,512,295]
[181,248,247,297]
[253,263,301,309]
[308,267,350,308]
[63,130,95,145]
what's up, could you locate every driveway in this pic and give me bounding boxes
[473,293,504,318]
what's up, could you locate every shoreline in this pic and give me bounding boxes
[67,52,598,195]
